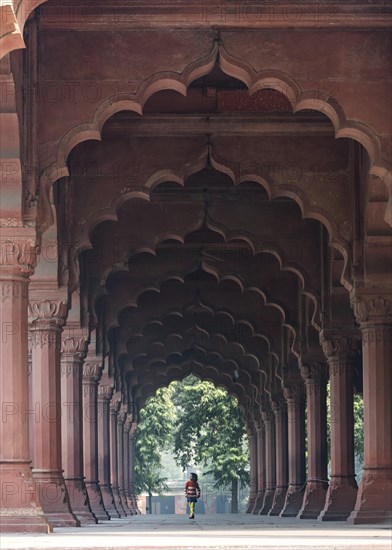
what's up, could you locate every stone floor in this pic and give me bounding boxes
[1,514,391,550]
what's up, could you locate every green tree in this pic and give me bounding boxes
[135,386,176,512]
[172,375,249,513]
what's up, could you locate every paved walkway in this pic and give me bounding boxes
[1,514,391,550]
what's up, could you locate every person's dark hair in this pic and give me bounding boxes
[190,472,198,481]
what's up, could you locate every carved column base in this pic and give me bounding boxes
[112,485,127,516]
[268,485,288,516]
[251,491,265,514]
[260,488,275,515]
[85,481,110,521]
[119,488,130,514]
[100,483,121,518]
[318,476,357,521]
[0,511,52,534]
[280,485,305,517]
[246,493,257,514]
[348,469,392,525]
[129,492,141,514]
[64,477,98,525]
[0,461,52,533]
[297,480,328,519]
[33,470,79,527]
[124,493,136,515]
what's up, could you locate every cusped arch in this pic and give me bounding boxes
[36,42,392,245]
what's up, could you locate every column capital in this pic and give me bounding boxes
[283,383,305,402]
[124,414,133,433]
[83,360,102,382]
[271,395,287,416]
[0,229,38,279]
[61,326,89,358]
[118,404,128,424]
[129,422,138,440]
[299,358,328,384]
[350,288,392,326]
[110,392,122,413]
[98,374,114,401]
[319,328,360,361]
[28,298,68,335]
[255,419,265,433]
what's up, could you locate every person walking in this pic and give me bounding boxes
[184,472,201,519]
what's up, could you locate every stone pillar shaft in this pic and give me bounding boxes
[260,412,275,514]
[82,360,109,521]
[0,235,50,533]
[298,362,329,519]
[117,405,129,512]
[60,333,97,525]
[280,384,306,517]
[246,428,257,513]
[97,379,119,518]
[319,330,358,521]
[29,299,78,527]
[110,395,126,515]
[128,423,140,514]
[251,423,265,514]
[348,293,392,524]
[269,400,288,515]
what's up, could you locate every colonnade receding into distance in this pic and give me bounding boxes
[0,0,391,534]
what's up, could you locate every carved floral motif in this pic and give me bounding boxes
[0,238,37,274]
[28,299,67,323]
[351,294,392,324]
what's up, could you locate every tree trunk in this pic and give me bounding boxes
[231,479,238,513]
[148,492,152,514]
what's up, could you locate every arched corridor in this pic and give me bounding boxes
[0,0,391,535]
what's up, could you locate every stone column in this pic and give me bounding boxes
[246,426,258,513]
[319,330,358,521]
[123,415,133,513]
[269,397,288,515]
[251,420,265,514]
[280,384,306,517]
[260,409,276,514]
[348,292,392,524]
[117,404,129,512]
[110,393,127,515]
[29,298,79,527]
[0,234,50,533]
[129,422,140,514]
[82,358,109,521]
[298,361,329,519]
[97,375,119,518]
[61,331,97,525]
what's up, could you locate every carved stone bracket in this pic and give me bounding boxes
[0,230,38,277]
[118,404,128,424]
[28,299,68,324]
[350,289,392,326]
[271,395,287,417]
[299,359,328,385]
[319,328,360,361]
[110,392,122,413]
[83,360,102,382]
[60,333,88,368]
[129,422,138,440]
[283,384,305,403]
[124,414,133,433]
[98,380,114,401]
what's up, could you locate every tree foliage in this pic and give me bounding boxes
[171,375,249,511]
[134,386,176,502]
[134,375,249,513]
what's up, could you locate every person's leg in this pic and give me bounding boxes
[189,501,195,518]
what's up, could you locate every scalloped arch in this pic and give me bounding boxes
[37,42,391,239]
